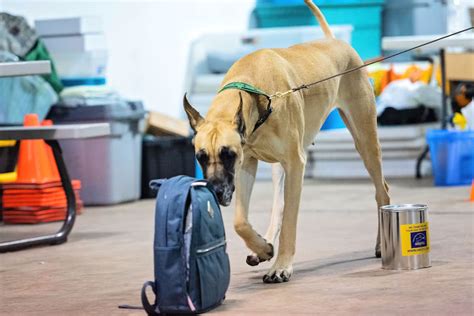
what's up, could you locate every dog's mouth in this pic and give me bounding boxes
[213,184,235,207]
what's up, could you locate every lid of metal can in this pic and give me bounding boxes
[380,204,427,213]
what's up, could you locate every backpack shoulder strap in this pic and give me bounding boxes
[152,176,195,247]
[141,281,159,315]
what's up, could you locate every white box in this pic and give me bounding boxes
[50,51,107,77]
[43,34,106,53]
[35,16,102,37]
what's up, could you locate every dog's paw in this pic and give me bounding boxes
[246,244,274,267]
[262,259,293,283]
[246,254,260,266]
[257,242,274,261]
[375,243,381,258]
[263,266,293,283]
[375,248,381,258]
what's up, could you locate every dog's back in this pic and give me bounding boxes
[222,0,363,96]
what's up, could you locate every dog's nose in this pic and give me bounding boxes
[214,187,224,198]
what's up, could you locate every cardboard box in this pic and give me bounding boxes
[146,112,191,137]
[445,52,474,81]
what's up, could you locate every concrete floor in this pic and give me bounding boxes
[1,178,473,315]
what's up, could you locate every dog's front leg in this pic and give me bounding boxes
[247,163,285,266]
[234,156,274,262]
[263,156,305,283]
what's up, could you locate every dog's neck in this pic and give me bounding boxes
[206,90,261,139]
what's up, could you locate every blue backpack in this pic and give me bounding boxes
[141,176,231,315]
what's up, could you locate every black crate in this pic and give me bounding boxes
[141,135,195,198]
[0,142,19,222]
[0,142,19,174]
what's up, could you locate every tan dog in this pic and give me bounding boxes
[184,0,390,283]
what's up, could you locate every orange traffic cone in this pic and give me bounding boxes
[1,114,84,224]
[41,119,60,179]
[16,114,60,183]
[470,180,474,202]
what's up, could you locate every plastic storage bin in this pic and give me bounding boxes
[141,135,195,198]
[321,109,346,130]
[47,101,146,205]
[427,130,474,186]
[253,0,385,59]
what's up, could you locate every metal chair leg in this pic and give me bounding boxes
[0,140,76,253]
[416,145,430,179]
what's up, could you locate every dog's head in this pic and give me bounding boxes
[183,93,245,206]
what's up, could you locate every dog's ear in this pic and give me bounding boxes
[233,92,246,144]
[183,93,204,133]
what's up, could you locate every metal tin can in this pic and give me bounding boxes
[380,204,431,270]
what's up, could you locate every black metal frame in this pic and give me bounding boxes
[0,140,76,253]
[415,48,448,178]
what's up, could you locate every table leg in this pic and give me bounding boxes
[415,145,430,179]
[0,140,76,252]
[440,48,448,129]
[417,49,448,179]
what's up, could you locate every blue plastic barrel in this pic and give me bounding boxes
[195,159,204,179]
[427,130,474,186]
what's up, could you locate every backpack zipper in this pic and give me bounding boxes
[196,240,226,254]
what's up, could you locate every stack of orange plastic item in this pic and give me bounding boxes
[1,114,83,224]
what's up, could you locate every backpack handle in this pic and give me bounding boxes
[191,180,220,202]
[151,178,209,191]
[149,179,166,192]
[191,180,209,187]
[141,281,160,315]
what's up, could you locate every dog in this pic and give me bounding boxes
[184,0,390,283]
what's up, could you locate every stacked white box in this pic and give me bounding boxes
[35,17,107,79]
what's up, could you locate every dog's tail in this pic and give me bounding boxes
[304,0,334,38]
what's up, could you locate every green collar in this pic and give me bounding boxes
[219,81,270,98]
[218,81,273,133]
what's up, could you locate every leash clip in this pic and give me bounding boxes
[270,89,293,99]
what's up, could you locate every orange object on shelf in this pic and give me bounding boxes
[16,114,60,184]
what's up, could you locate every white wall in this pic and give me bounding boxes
[1,0,255,118]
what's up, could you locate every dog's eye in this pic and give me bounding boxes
[219,147,236,170]
[220,146,236,159]
[196,150,209,165]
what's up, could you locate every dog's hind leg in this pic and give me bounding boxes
[235,156,274,262]
[337,73,390,257]
[247,163,285,266]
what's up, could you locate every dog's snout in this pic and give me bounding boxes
[214,186,224,197]
[208,178,219,190]
[208,177,234,206]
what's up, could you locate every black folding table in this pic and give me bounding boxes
[0,123,110,252]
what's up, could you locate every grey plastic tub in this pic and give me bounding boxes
[48,101,146,205]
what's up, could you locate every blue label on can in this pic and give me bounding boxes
[411,231,427,248]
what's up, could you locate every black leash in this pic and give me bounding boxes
[118,304,143,310]
[218,27,473,133]
[289,26,474,94]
